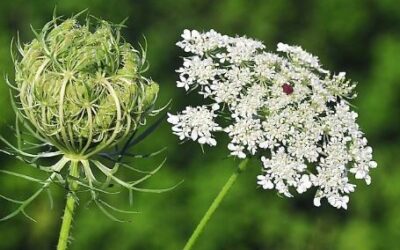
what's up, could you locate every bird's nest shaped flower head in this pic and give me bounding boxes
[13,15,159,157]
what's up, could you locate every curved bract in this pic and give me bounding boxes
[14,16,159,156]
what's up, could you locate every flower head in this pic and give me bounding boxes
[1,14,171,222]
[169,29,377,209]
[15,16,158,156]
[168,105,221,146]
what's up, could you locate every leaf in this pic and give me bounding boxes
[124,147,167,159]
[0,170,44,183]
[98,112,167,165]
[0,173,56,221]
[128,158,166,186]
[98,199,139,214]
[46,189,54,210]
[22,210,37,223]
[93,160,183,194]
[94,200,129,223]
[0,194,23,204]
[124,112,167,149]
[100,147,167,165]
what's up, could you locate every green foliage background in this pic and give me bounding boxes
[0,0,399,249]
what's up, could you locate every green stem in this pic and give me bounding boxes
[183,159,249,250]
[57,160,80,250]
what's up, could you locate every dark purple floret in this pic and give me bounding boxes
[282,83,294,95]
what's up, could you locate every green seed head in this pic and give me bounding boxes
[14,16,159,156]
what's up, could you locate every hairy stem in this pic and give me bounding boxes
[183,159,249,250]
[57,160,79,250]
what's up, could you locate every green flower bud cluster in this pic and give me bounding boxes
[1,13,174,230]
[14,16,159,156]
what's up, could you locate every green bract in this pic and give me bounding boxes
[15,17,158,157]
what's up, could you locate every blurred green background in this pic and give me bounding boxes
[0,0,399,249]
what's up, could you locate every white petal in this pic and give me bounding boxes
[191,131,198,141]
[209,138,217,146]
[211,103,220,110]
[167,114,179,124]
[198,137,206,144]
[313,197,321,207]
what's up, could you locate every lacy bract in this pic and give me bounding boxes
[168,29,377,209]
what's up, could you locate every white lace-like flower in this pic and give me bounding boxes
[225,37,265,64]
[231,84,267,118]
[169,29,377,209]
[204,66,251,104]
[177,57,222,91]
[225,117,264,158]
[176,29,229,56]
[277,42,323,72]
[258,148,309,197]
[168,105,221,146]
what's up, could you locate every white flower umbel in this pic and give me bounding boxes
[168,105,221,146]
[171,29,377,210]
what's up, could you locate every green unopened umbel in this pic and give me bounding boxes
[15,16,159,157]
[1,13,170,250]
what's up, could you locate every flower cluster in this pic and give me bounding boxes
[1,14,169,222]
[15,16,159,156]
[169,29,377,209]
[168,105,221,146]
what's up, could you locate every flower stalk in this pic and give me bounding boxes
[57,160,80,250]
[183,159,249,250]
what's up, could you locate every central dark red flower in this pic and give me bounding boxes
[282,83,294,95]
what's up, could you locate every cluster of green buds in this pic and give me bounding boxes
[15,16,158,157]
[1,13,172,224]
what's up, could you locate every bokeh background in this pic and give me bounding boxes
[0,0,399,249]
